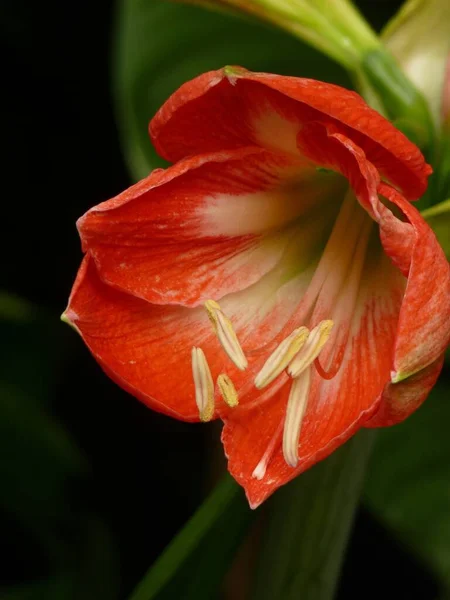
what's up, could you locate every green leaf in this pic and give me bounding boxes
[127,473,254,600]
[113,0,350,182]
[364,375,450,587]
[252,430,375,600]
[422,199,450,259]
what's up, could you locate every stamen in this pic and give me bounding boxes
[252,420,284,480]
[191,347,215,422]
[204,300,248,371]
[254,326,309,389]
[217,373,239,408]
[282,367,311,468]
[287,320,333,378]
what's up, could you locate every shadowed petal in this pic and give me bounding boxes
[78,147,342,307]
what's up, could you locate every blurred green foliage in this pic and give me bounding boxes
[113,0,350,181]
[128,474,252,600]
[365,376,450,589]
[422,200,450,259]
[0,298,119,599]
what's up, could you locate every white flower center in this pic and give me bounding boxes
[191,190,373,477]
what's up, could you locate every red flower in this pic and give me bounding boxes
[64,67,450,508]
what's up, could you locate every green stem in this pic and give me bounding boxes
[360,49,435,152]
[127,474,253,600]
[252,429,376,600]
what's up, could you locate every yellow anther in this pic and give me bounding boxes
[254,327,309,389]
[204,300,248,371]
[191,347,215,422]
[287,320,334,378]
[217,373,239,408]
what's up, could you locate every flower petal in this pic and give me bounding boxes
[78,147,340,307]
[150,67,430,200]
[222,246,405,508]
[64,255,206,421]
[366,356,444,427]
[377,184,450,383]
[64,252,319,422]
[295,122,450,421]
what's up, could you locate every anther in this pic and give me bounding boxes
[282,367,311,468]
[204,300,248,371]
[287,320,333,378]
[191,347,215,422]
[217,373,239,408]
[254,327,309,389]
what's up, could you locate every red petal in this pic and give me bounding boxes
[64,255,216,421]
[300,124,449,408]
[78,147,326,306]
[377,183,450,383]
[64,253,318,422]
[222,248,404,508]
[150,67,430,200]
[297,123,450,421]
[366,356,444,427]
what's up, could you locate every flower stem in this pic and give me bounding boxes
[127,474,253,600]
[251,429,376,600]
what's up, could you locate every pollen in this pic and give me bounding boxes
[217,373,239,408]
[191,347,215,422]
[204,299,248,371]
[287,320,334,378]
[254,326,309,389]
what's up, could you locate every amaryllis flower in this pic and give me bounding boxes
[64,67,450,508]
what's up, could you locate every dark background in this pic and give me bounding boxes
[0,0,443,598]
